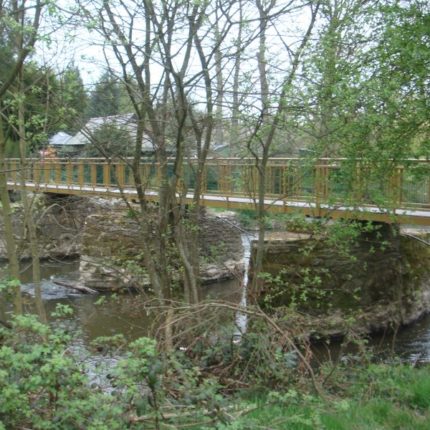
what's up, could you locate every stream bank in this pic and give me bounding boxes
[2,256,430,363]
[251,223,430,339]
[0,195,244,289]
[3,194,430,346]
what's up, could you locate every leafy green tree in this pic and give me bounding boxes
[300,0,429,160]
[58,65,88,133]
[83,122,134,158]
[3,63,89,154]
[0,0,45,313]
[358,1,430,160]
[8,64,60,149]
[87,72,121,118]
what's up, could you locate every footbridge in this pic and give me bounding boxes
[5,157,430,225]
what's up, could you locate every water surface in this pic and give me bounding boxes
[1,257,430,363]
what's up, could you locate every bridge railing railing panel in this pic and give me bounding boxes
[34,160,41,184]
[400,161,430,208]
[124,163,133,187]
[10,160,18,184]
[320,160,404,210]
[7,157,430,214]
[356,162,404,210]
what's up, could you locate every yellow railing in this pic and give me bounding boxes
[4,157,430,217]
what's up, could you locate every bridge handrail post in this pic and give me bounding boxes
[66,159,72,187]
[10,160,17,183]
[427,168,430,207]
[103,161,110,188]
[353,160,362,204]
[34,160,40,185]
[55,161,62,184]
[78,161,85,188]
[117,162,125,188]
[90,163,97,188]
[315,159,329,215]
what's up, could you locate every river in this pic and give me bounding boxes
[1,253,430,364]
[0,258,242,341]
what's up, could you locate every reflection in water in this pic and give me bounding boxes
[372,315,430,363]
[312,316,430,366]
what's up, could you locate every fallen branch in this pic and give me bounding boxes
[52,280,98,295]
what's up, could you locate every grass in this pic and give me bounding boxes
[215,364,430,430]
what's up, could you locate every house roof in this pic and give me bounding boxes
[67,113,154,151]
[49,132,74,146]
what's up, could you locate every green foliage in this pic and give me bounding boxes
[58,65,89,133]
[217,364,430,430]
[184,322,299,390]
[255,218,389,314]
[236,209,291,230]
[91,334,127,354]
[2,64,55,149]
[82,122,134,158]
[325,220,374,259]
[236,208,257,228]
[297,0,429,186]
[4,136,20,157]
[207,241,228,263]
[1,311,430,429]
[0,313,228,428]
[1,63,88,152]
[50,303,74,318]
[87,72,122,118]
[0,278,20,302]
[0,314,126,429]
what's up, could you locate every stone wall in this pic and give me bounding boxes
[251,224,430,337]
[79,208,244,290]
[0,194,92,261]
[0,196,244,290]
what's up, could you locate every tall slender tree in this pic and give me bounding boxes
[74,1,238,331]
[58,65,88,132]
[87,71,121,118]
[0,0,45,314]
[245,0,321,298]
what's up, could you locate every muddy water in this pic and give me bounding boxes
[0,259,242,343]
[1,256,430,363]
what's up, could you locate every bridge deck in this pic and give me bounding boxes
[8,179,430,226]
[4,157,430,225]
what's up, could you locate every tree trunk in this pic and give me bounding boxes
[214,18,224,148]
[18,87,46,323]
[250,1,320,300]
[0,115,22,313]
[230,0,243,156]
[250,1,270,300]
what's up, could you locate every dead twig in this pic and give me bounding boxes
[52,280,98,295]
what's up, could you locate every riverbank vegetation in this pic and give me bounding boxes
[1,307,430,429]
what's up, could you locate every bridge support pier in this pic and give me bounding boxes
[248,221,430,338]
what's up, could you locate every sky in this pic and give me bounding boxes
[35,0,313,95]
[36,3,107,88]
